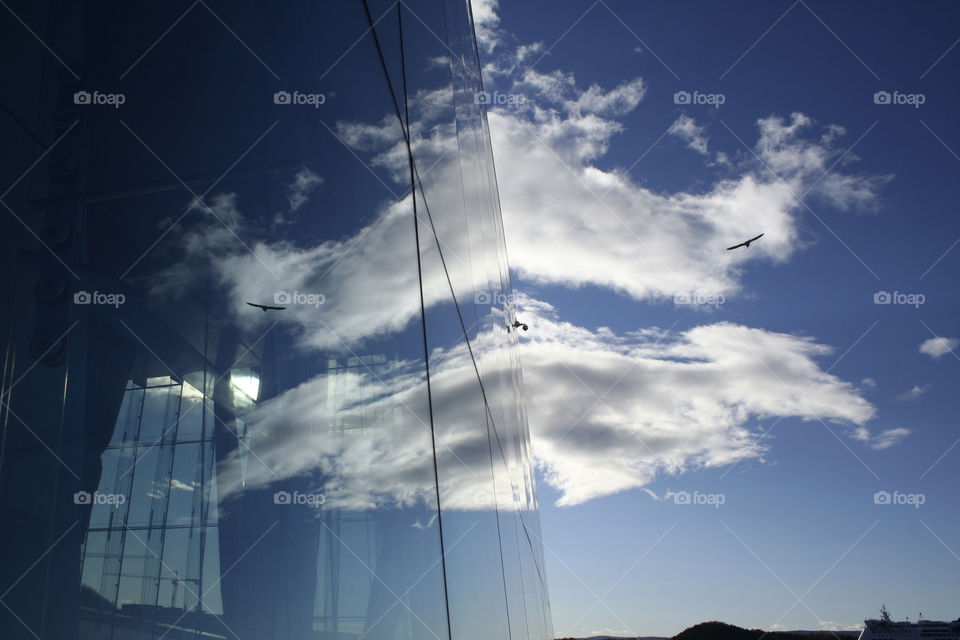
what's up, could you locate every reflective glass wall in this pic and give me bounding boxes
[0,1,552,638]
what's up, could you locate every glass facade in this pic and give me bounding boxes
[0,1,552,639]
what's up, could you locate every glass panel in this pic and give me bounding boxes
[0,1,552,639]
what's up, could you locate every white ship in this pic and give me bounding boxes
[859,606,960,640]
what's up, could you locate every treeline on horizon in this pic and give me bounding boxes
[558,619,861,640]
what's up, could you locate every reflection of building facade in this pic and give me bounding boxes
[0,1,552,639]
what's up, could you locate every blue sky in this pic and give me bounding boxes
[472,0,960,636]
[40,1,955,635]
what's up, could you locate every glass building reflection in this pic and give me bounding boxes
[0,1,553,638]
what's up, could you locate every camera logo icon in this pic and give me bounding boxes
[873,91,891,105]
[74,491,92,504]
[74,291,92,304]
[274,91,291,105]
[474,91,491,105]
[673,91,691,105]
[474,291,491,304]
[873,291,891,304]
[274,291,292,304]
[474,491,494,507]
[873,490,891,505]
[74,91,91,105]
[673,491,691,504]
[273,490,291,505]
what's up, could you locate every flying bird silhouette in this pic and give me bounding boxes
[246,302,286,312]
[512,320,528,331]
[726,233,764,251]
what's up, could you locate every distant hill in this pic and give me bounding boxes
[674,621,858,640]
[557,620,860,640]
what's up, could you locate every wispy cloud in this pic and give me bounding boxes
[668,114,710,155]
[214,294,877,508]
[517,296,875,505]
[919,336,958,359]
[286,167,323,212]
[853,426,910,450]
[896,384,930,401]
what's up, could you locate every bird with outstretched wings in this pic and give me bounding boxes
[246,302,286,312]
[726,233,764,251]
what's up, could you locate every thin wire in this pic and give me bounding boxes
[362,2,454,638]
[360,0,548,593]
[411,154,549,591]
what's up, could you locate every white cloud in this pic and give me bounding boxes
[571,78,646,116]
[149,190,432,350]
[462,3,889,309]
[169,478,195,492]
[668,114,710,155]
[426,55,450,70]
[511,68,646,119]
[152,12,889,509]
[175,29,890,329]
[755,113,890,211]
[286,167,323,212]
[870,428,911,450]
[895,384,929,401]
[853,426,910,450]
[919,336,958,359]
[516,297,875,505]
[471,0,501,52]
[216,324,539,512]
[215,294,876,509]
[491,107,870,302]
